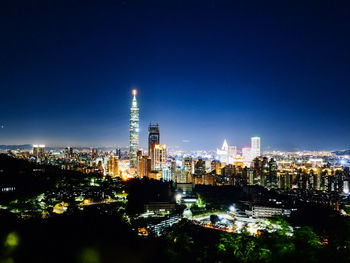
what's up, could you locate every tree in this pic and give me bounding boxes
[217,232,271,262]
[210,214,219,225]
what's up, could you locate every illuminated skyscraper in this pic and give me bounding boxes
[152,144,167,171]
[137,150,143,177]
[217,139,229,163]
[242,146,254,166]
[116,148,121,159]
[65,147,73,157]
[183,157,193,174]
[251,136,261,158]
[148,123,160,157]
[130,89,139,168]
[217,140,237,164]
[108,156,119,176]
[33,144,45,157]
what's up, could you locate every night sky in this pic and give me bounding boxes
[1,1,350,151]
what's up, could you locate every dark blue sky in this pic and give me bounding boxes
[1,0,350,151]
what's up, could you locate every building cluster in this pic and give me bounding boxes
[6,144,128,177]
[127,90,350,197]
[136,123,168,180]
[216,137,260,167]
[7,90,349,200]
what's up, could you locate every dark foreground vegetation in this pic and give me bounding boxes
[1,211,350,263]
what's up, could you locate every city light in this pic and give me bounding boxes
[1,3,349,261]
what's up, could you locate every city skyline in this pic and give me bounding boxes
[1,1,350,151]
[2,2,350,262]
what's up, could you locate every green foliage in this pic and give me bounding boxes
[218,232,271,263]
[196,193,206,208]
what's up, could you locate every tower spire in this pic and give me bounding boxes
[130,90,139,169]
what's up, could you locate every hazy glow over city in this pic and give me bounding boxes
[1,1,350,263]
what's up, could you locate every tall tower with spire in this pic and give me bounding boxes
[130,89,139,169]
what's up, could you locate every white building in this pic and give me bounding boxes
[217,140,237,164]
[251,137,261,158]
[242,147,254,166]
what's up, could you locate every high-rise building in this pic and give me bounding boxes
[228,146,237,163]
[183,157,193,174]
[33,144,45,157]
[205,160,212,173]
[130,89,139,168]
[242,146,254,166]
[140,155,151,178]
[217,140,229,163]
[91,148,99,159]
[148,123,160,157]
[162,167,171,181]
[217,140,237,164]
[152,144,167,171]
[65,147,73,157]
[137,150,143,177]
[116,148,121,159]
[251,137,261,158]
[108,156,119,176]
[176,168,191,183]
[194,159,206,175]
[144,156,152,178]
[171,159,176,182]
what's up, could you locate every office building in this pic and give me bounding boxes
[65,147,73,157]
[33,144,45,157]
[217,140,237,164]
[183,157,193,174]
[217,139,229,163]
[152,144,167,171]
[129,89,139,168]
[251,136,261,158]
[242,146,254,166]
[228,146,237,163]
[116,148,121,159]
[137,150,143,177]
[148,123,160,157]
[141,156,151,178]
[108,156,119,176]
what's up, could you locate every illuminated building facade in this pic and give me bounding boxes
[129,89,139,169]
[108,156,119,176]
[194,159,206,175]
[217,139,229,163]
[228,146,237,163]
[141,156,152,178]
[116,148,121,159]
[217,140,237,164]
[251,136,261,158]
[65,147,73,157]
[183,157,193,174]
[148,123,160,157]
[33,144,45,157]
[137,150,143,177]
[152,144,167,171]
[170,160,176,182]
[242,146,254,166]
[176,168,191,183]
